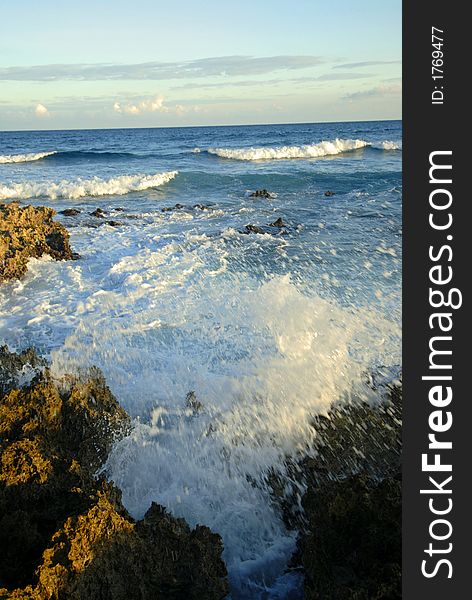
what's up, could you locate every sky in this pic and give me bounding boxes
[0,0,401,130]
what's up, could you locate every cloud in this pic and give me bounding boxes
[0,55,325,82]
[35,103,49,117]
[113,95,200,116]
[315,72,375,81]
[172,72,374,91]
[334,60,401,70]
[113,95,167,115]
[342,84,402,101]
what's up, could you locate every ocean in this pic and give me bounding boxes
[0,120,402,598]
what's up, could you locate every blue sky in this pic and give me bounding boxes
[0,0,401,130]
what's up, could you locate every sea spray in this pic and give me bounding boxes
[0,120,402,599]
[45,238,400,596]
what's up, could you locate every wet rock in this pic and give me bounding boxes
[0,348,229,599]
[0,203,74,282]
[0,346,46,396]
[249,189,273,199]
[90,208,106,218]
[242,224,266,235]
[298,384,402,599]
[240,220,288,236]
[102,221,122,228]
[300,474,401,600]
[161,203,185,212]
[324,190,336,197]
[268,217,286,228]
[186,391,203,414]
[60,208,81,217]
[161,203,214,214]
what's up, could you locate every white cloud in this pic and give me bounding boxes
[35,103,49,117]
[0,56,325,82]
[342,84,402,102]
[113,95,200,116]
[113,95,167,115]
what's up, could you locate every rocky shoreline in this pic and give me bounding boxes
[0,201,401,599]
[0,347,229,600]
[0,203,77,283]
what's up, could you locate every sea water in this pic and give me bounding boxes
[0,121,401,598]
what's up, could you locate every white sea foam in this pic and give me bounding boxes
[207,138,368,160]
[371,140,402,150]
[0,151,57,164]
[0,186,400,598]
[0,170,178,200]
[5,230,397,597]
[206,138,402,160]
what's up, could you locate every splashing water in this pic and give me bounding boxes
[0,120,402,598]
[43,238,399,597]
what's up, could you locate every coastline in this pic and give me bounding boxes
[0,203,401,599]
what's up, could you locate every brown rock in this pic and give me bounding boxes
[0,348,229,599]
[0,203,74,282]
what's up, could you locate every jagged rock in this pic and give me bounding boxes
[186,391,203,414]
[90,208,106,218]
[268,217,286,228]
[0,348,228,600]
[101,221,122,228]
[60,209,81,216]
[161,204,185,212]
[298,385,402,599]
[242,224,266,235]
[0,203,74,282]
[249,189,273,199]
[0,346,46,396]
[240,220,288,236]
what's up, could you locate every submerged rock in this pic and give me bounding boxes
[0,348,229,600]
[161,203,185,212]
[186,390,203,414]
[268,217,286,228]
[242,224,266,235]
[240,218,288,236]
[0,203,74,282]
[90,208,106,218]
[60,208,82,216]
[101,220,122,228]
[249,189,273,199]
[161,203,214,213]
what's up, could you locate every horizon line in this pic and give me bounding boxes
[0,117,402,135]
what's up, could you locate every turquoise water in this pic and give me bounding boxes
[0,121,401,598]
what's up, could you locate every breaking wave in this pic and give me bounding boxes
[0,151,57,164]
[370,140,402,150]
[201,138,401,160]
[0,170,178,201]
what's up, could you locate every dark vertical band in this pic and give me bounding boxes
[403,2,468,597]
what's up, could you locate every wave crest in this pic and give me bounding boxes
[207,139,368,161]
[205,138,402,160]
[0,170,178,201]
[371,140,402,150]
[0,151,57,164]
